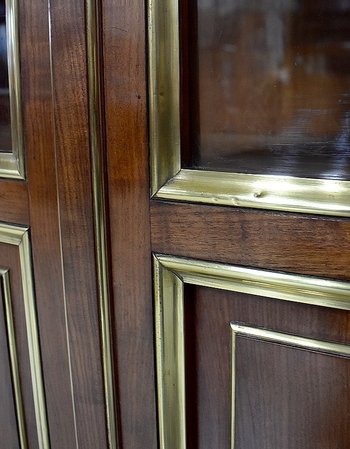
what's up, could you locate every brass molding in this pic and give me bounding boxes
[156,169,350,217]
[86,1,118,448]
[148,0,350,217]
[230,323,350,449]
[148,0,181,195]
[0,223,49,449]
[1,269,27,449]
[0,0,25,179]
[154,254,350,449]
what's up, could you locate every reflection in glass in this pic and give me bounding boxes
[185,0,350,180]
[0,0,11,152]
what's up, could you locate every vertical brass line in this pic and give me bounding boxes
[0,0,24,178]
[0,224,50,449]
[7,0,24,175]
[2,270,28,449]
[230,330,236,449]
[19,233,50,449]
[86,1,118,448]
[154,256,187,449]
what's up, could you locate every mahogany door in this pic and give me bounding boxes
[2,0,350,449]
[102,0,350,449]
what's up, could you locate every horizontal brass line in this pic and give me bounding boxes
[155,169,350,217]
[231,323,350,356]
[156,255,350,310]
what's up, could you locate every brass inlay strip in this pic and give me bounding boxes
[0,224,50,449]
[230,323,350,449]
[86,1,118,448]
[154,254,350,449]
[148,0,350,217]
[148,0,181,195]
[157,255,350,310]
[154,256,186,449]
[231,323,350,356]
[155,169,350,217]
[1,269,28,449]
[0,0,25,179]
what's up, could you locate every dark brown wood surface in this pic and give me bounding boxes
[185,285,350,449]
[0,243,39,448]
[21,0,78,446]
[48,1,108,447]
[0,181,28,225]
[0,286,21,449]
[102,0,157,446]
[235,338,350,449]
[0,0,110,448]
[2,0,350,447]
[151,201,350,280]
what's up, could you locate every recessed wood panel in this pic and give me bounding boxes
[184,285,350,449]
[0,225,49,449]
[235,336,350,449]
[0,284,21,449]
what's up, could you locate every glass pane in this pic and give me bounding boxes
[0,0,11,153]
[184,0,350,180]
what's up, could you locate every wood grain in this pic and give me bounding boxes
[151,201,350,280]
[0,181,28,225]
[0,243,39,448]
[49,0,108,447]
[102,0,157,446]
[236,338,350,449]
[21,0,78,446]
[185,285,350,449]
[0,285,21,449]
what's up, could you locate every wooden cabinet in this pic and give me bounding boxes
[1,0,350,448]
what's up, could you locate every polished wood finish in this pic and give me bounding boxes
[0,0,110,448]
[185,285,350,449]
[2,0,349,447]
[151,200,350,279]
[0,243,39,448]
[235,338,350,449]
[102,0,157,446]
[0,181,28,225]
[0,286,21,449]
[21,0,78,446]
[48,1,108,447]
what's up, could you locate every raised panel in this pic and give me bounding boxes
[0,272,23,449]
[232,325,350,449]
[154,254,350,449]
[0,223,49,449]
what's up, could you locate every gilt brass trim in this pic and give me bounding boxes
[156,255,350,310]
[148,0,350,217]
[0,0,25,179]
[154,254,350,449]
[0,223,50,449]
[86,1,118,448]
[154,255,186,449]
[1,269,28,449]
[148,0,181,195]
[230,323,350,449]
[156,169,350,217]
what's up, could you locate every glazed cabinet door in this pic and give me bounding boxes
[102,0,350,449]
